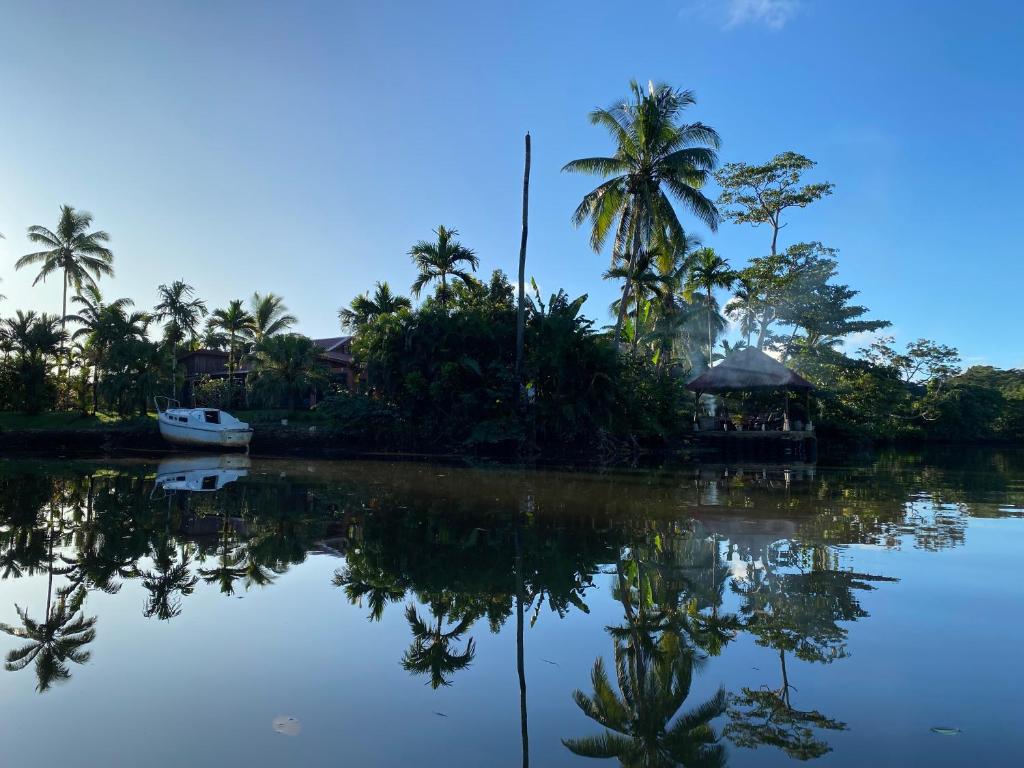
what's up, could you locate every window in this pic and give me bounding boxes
[204,411,220,425]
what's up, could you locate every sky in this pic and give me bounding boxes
[1,0,1022,366]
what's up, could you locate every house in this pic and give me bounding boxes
[178,336,355,406]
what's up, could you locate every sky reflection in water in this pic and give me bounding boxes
[0,451,1022,767]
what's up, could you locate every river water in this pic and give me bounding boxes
[0,451,1021,766]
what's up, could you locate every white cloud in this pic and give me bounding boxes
[721,0,801,29]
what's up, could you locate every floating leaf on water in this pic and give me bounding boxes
[930,726,961,736]
[273,715,302,736]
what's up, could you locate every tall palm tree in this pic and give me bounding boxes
[247,292,297,345]
[15,205,114,383]
[207,300,252,380]
[67,285,135,413]
[339,281,412,330]
[409,226,479,310]
[685,248,735,365]
[154,281,208,348]
[563,81,720,342]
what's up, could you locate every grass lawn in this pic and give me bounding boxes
[0,411,156,431]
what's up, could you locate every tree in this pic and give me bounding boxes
[861,336,961,386]
[207,300,253,380]
[716,152,833,257]
[605,248,676,351]
[409,226,479,311]
[67,285,135,413]
[339,281,411,330]
[154,281,208,348]
[247,292,296,344]
[516,133,532,409]
[247,334,327,409]
[16,205,114,387]
[3,311,64,412]
[563,80,720,342]
[684,248,735,365]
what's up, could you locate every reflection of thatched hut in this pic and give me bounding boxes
[687,347,815,432]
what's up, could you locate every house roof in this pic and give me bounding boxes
[178,348,228,360]
[686,347,815,393]
[313,336,351,352]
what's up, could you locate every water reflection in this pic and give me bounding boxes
[0,454,1020,765]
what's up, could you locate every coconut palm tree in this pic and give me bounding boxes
[206,300,252,380]
[247,334,327,409]
[247,292,296,345]
[67,285,134,413]
[154,281,208,348]
[409,226,479,310]
[339,281,412,330]
[15,205,114,384]
[685,248,735,366]
[563,81,720,342]
[606,248,677,351]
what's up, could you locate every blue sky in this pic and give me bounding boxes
[1,0,1021,366]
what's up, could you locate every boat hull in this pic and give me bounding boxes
[158,419,253,450]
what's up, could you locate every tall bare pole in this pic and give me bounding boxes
[515,132,531,405]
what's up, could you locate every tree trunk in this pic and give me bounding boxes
[612,251,637,349]
[515,133,531,409]
[707,286,714,365]
[60,271,69,409]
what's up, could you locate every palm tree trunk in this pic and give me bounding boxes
[613,251,637,349]
[441,274,447,312]
[515,133,531,410]
[60,271,69,408]
[706,285,714,365]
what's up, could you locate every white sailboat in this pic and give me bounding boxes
[155,397,253,450]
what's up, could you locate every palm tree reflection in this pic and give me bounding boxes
[401,596,477,689]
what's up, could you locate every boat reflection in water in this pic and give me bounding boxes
[153,454,251,494]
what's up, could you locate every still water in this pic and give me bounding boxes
[0,451,1021,766]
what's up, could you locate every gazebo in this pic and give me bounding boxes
[686,347,814,432]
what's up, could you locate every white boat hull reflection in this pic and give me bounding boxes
[155,454,251,493]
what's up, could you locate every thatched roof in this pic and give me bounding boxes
[686,347,814,393]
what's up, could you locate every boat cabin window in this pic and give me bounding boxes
[201,475,217,490]
[204,410,220,425]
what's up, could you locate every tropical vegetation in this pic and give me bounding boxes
[1,83,1021,448]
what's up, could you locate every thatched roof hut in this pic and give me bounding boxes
[686,347,814,394]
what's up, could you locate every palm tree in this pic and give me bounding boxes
[685,248,735,365]
[247,334,327,409]
[67,285,134,413]
[606,248,676,351]
[154,281,208,348]
[15,205,114,384]
[206,300,252,380]
[339,281,412,330]
[564,640,728,767]
[247,292,297,345]
[401,599,477,689]
[725,276,759,348]
[409,226,479,310]
[563,81,720,342]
